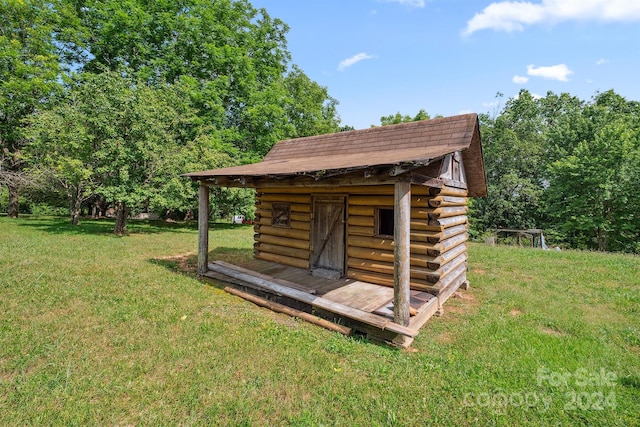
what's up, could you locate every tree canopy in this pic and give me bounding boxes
[0,0,65,217]
[8,0,340,233]
[543,91,640,252]
[382,96,640,254]
[472,90,640,253]
[377,109,433,126]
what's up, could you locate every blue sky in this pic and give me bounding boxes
[250,0,640,129]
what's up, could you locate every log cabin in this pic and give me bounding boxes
[185,113,486,346]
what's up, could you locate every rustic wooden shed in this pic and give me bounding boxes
[186,113,486,346]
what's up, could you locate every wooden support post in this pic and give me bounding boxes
[393,181,411,327]
[198,184,210,275]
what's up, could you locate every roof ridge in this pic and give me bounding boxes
[274,112,476,144]
[264,113,477,161]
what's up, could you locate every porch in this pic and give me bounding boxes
[203,258,450,347]
[187,115,484,347]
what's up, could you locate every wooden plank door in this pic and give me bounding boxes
[311,196,346,276]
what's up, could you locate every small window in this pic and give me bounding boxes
[271,203,291,228]
[376,208,394,237]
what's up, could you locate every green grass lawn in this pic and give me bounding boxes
[1,216,639,426]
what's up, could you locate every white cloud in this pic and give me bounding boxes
[596,58,608,65]
[338,53,375,71]
[527,64,573,81]
[463,0,640,36]
[513,75,529,84]
[382,0,426,7]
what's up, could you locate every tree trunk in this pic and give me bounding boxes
[114,201,129,235]
[7,184,19,218]
[597,227,609,252]
[69,192,82,226]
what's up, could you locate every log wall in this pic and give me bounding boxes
[254,191,312,269]
[255,184,468,296]
[342,185,468,295]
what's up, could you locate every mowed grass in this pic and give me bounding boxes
[1,216,639,426]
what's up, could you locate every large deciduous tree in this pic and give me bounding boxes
[282,66,339,139]
[472,91,547,231]
[76,0,338,159]
[17,0,339,225]
[543,91,640,252]
[27,70,199,234]
[0,0,63,217]
[82,71,191,235]
[24,88,95,225]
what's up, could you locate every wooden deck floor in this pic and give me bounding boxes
[241,259,397,312]
[203,259,442,346]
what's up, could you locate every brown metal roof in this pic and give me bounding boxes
[186,113,487,196]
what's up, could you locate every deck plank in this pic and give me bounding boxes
[323,282,393,312]
[374,291,438,323]
[240,259,351,295]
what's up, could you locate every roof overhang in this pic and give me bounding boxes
[184,113,487,196]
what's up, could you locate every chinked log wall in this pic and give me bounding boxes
[254,185,469,296]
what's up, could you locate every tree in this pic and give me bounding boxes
[210,187,256,220]
[282,66,340,140]
[470,89,640,253]
[24,88,96,225]
[86,71,196,234]
[471,90,547,231]
[0,0,63,217]
[28,70,199,234]
[144,80,241,220]
[543,91,640,252]
[75,0,338,158]
[14,0,341,223]
[67,0,340,222]
[378,109,431,126]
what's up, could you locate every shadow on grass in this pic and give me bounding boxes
[620,375,640,390]
[13,216,250,236]
[149,252,199,277]
[149,247,253,278]
[209,246,255,265]
[14,217,116,235]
